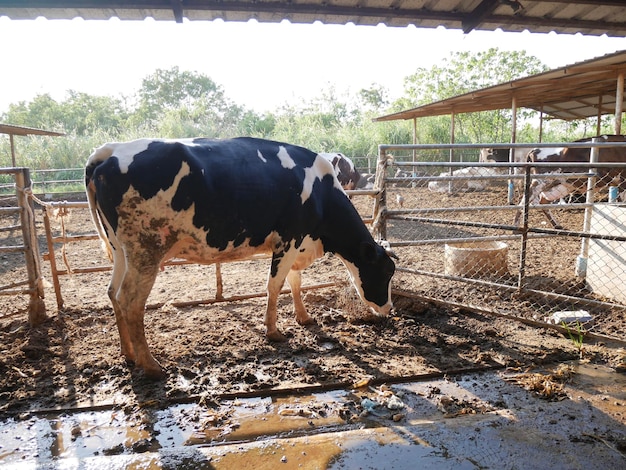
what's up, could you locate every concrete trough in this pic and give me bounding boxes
[445,241,509,278]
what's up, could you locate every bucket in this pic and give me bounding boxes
[445,241,509,278]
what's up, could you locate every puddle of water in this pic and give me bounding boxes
[570,362,626,416]
[328,439,478,470]
[0,391,356,467]
[1,362,625,469]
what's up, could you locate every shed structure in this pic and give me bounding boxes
[374,49,626,140]
[1,1,626,37]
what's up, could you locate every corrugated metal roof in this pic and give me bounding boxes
[374,49,626,122]
[1,1,626,37]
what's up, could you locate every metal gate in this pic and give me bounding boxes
[374,142,626,342]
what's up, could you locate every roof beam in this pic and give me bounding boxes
[170,0,183,23]
[462,0,500,34]
[488,13,623,34]
[542,0,626,5]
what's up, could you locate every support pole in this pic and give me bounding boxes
[596,94,603,136]
[448,112,455,194]
[412,118,417,161]
[508,96,518,204]
[615,72,624,135]
[576,138,600,278]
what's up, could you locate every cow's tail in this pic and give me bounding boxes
[85,144,114,262]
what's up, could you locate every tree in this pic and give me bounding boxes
[1,92,127,136]
[133,66,228,125]
[1,94,64,132]
[358,84,390,112]
[402,48,548,143]
[60,91,128,135]
[128,66,256,138]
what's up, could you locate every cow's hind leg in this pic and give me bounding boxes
[286,269,314,326]
[117,259,163,378]
[107,247,136,364]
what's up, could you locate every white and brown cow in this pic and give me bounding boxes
[427,166,505,193]
[515,135,626,228]
[85,137,395,378]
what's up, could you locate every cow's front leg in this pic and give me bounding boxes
[265,250,296,342]
[286,269,314,326]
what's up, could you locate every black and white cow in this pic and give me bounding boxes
[320,152,361,190]
[85,137,396,378]
[478,147,532,164]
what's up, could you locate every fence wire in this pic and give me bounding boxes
[376,143,626,341]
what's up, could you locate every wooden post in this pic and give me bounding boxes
[15,169,47,324]
[9,134,16,166]
[372,148,389,240]
[42,206,64,309]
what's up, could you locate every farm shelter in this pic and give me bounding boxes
[375,49,626,145]
[3,3,626,469]
[1,0,625,36]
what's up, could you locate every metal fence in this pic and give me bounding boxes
[374,142,626,342]
[0,168,84,198]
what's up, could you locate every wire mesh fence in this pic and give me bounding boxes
[374,142,626,341]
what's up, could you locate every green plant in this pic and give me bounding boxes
[561,320,586,358]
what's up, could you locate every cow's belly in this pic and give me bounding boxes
[167,235,275,264]
[112,185,323,267]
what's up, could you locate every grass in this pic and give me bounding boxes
[561,320,586,359]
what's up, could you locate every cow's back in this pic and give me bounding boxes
[86,137,345,259]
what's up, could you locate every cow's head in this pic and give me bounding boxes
[342,241,396,317]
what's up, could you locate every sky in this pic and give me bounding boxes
[1,16,626,115]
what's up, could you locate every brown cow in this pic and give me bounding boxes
[515,135,626,228]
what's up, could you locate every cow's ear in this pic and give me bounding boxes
[360,241,378,263]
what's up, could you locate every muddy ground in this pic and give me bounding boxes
[1,186,625,421]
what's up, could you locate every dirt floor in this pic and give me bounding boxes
[1,185,626,424]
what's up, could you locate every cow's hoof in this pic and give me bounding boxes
[296,316,316,326]
[124,357,135,366]
[267,330,288,342]
[142,367,167,381]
